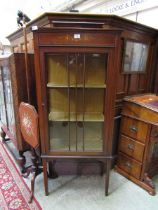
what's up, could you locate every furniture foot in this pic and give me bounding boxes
[43,159,49,196]
[28,164,43,203]
[28,171,36,203]
[143,173,155,195]
[116,166,156,195]
[22,148,43,203]
[143,173,155,188]
[105,159,111,196]
[0,128,6,142]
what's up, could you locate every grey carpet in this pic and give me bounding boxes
[25,170,158,210]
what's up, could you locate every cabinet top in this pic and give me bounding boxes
[7,12,158,41]
[124,94,158,113]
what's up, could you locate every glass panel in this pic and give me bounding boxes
[85,53,106,87]
[49,122,69,151]
[47,52,107,152]
[0,69,7,125]
[49,122,103,151]
[48,88,104,121]
[47,54,68,86]
[3,66,16,138]
[49,122,83,151]
[123,40,149,73]
[84,122,103,151]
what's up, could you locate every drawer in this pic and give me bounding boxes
[121,116,148,143]
[117,153,142,179]
[119,135,145,162]
[122,101,158,125]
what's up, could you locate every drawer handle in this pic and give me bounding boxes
[128,144,134,150]
[125,162,132,169]
[129,125,138,133]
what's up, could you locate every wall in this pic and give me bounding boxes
[0,43,11,57]
[60,0,158,29]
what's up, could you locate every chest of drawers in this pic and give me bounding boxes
[115,94,158,195]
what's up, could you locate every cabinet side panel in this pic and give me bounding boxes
[10,54,29,151]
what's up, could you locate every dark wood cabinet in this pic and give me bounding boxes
[0,57,15,142]
[0,54,35,168]
[115,94,158,195]
[32,28,121,194]
[6,13,158,177]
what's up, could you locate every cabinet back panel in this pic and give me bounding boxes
[48,89,104,118]
[47,53,107,86]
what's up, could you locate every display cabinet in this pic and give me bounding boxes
[7,12,158,176]
[33,27,121,195]
[0,57,15,141]
[47,53,105,151]
[0,54,35,170]
[115,94,158,195]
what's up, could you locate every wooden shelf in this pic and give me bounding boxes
[49,89,104,116]
[47,83,106,88]
[49,112,104,122]
[50,137,103,152]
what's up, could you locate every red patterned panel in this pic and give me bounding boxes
[19,102,39,149]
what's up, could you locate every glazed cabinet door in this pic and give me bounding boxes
[33,28,121,157]
[41,50,108,154]
[0,65,15,138]
[0,68,7,126]
[3,65,15,137]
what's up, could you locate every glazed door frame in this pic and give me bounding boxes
[0,60,16,143]
[38,46,117,157]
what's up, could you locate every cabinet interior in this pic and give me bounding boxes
[46,52,107,152]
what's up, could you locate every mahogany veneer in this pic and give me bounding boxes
[116,94,158,195]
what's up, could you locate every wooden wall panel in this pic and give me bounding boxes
[138,74,147,93]
[127,74,139,94]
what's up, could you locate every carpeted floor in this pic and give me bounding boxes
[1,138,158,210]
[0,140,41,210]
[29,170,158,210]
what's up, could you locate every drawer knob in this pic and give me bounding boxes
[129,125,138,133]
[125,162,132,169]
[128,144,134,150]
